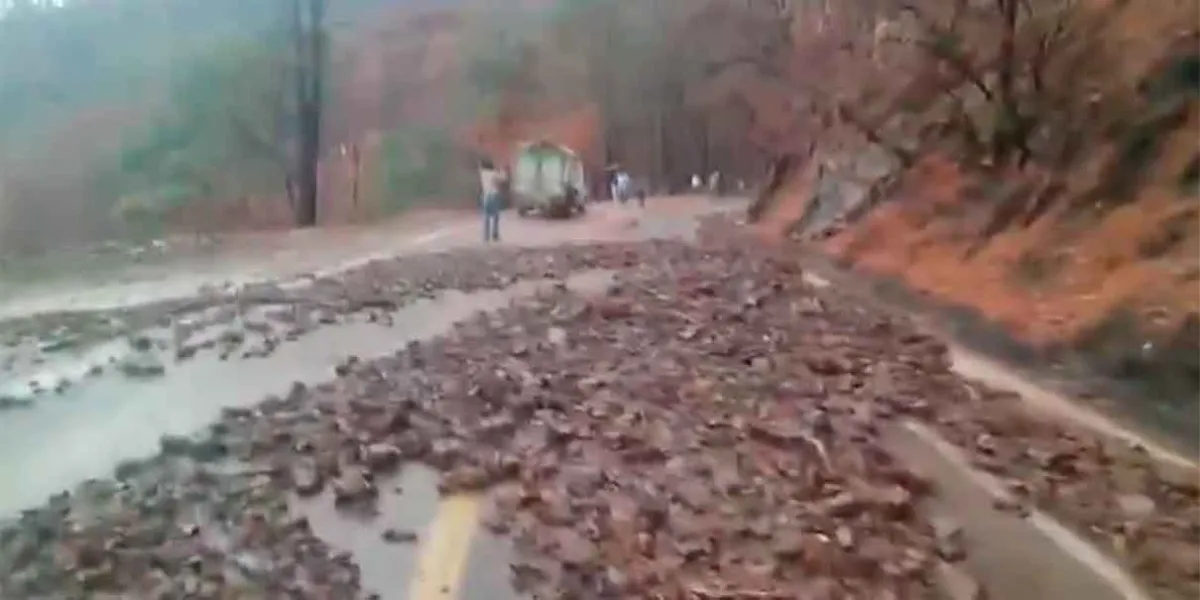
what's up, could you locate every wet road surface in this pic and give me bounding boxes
[0,198,732,320]
[0,275,610,515]
[0,198,1184,600]
[0,272,615,599]
[298,467,520,600]
[0,200,736,599]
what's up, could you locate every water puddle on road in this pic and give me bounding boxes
[0,336,130,399]
[294,468,441,600]
[0,271,614,518]
[295,466,521,600]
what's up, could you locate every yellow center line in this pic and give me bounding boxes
[407,494,484,600]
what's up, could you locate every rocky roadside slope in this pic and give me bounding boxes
[0,217,1195,599]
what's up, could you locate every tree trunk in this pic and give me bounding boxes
[295,103,319,227]
[600,5,616,185]
[350,144,361,209]
[658,71,684,191]
[657,107,670,191]
[991,0,1020,166]
[292,0,324,228]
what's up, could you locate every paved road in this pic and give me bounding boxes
[0,198,735,600]
[0,197,1174,600]
[0,197,727,320]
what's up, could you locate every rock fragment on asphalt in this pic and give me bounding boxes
[0,219,1195,599]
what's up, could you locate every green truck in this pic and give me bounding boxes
[509,140,588,219]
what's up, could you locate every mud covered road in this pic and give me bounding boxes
[0,199,1195,599]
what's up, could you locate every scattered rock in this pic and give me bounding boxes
[292,460,324,496]
[381,528,419,544]
[1115,493,1156,521]
[934,560,987,600]
[0,394,34,410]
[931,516,966,562]
[332,467,376,505]
[175,344,199,361]
[220,326,246,346]
[0,219,1193,599]
[118,351,166,378]
[362,443,402,473]
[37,335,76,353]
[128,335,154,352]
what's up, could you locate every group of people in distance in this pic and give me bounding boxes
[691,171,722,195]
[476,158,728,243]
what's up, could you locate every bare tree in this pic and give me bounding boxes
[291,0,325,227]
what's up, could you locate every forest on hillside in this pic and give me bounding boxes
[0,0,1196,256]
[0,0,433,249]
[0,0,769,250]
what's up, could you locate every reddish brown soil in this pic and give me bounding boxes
[821,154,1199,350]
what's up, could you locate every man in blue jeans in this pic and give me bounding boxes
[478,159,506,242]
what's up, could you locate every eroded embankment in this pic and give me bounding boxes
[812,151,1199,449]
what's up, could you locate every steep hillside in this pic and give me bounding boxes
[763,0,1200,442]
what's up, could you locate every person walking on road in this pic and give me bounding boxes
[604,164,619,202]
[635,176,646,208]
[615,171,632,205]
[478,159,507,243]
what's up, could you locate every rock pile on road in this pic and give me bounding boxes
[0,454,361,598]
[0,221,1195,599]
[0,241,665,410]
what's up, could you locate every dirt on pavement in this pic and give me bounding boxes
[0,205,1194,599]
[0,200,666,321]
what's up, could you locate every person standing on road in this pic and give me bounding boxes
[610,166,626,205]
[707,170,721,196]
[615,171,632,205]
[604,164,619,202]
[478,159,507,242]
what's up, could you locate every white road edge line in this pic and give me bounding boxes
[903,420,1153,600]
[271,225,464,291]
[408,227,455,247]
[804,269,1193,470]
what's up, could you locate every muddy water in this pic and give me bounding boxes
[0,337,129,399]
[0,271,613,518]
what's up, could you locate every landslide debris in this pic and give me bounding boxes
[0,222,1194,599]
